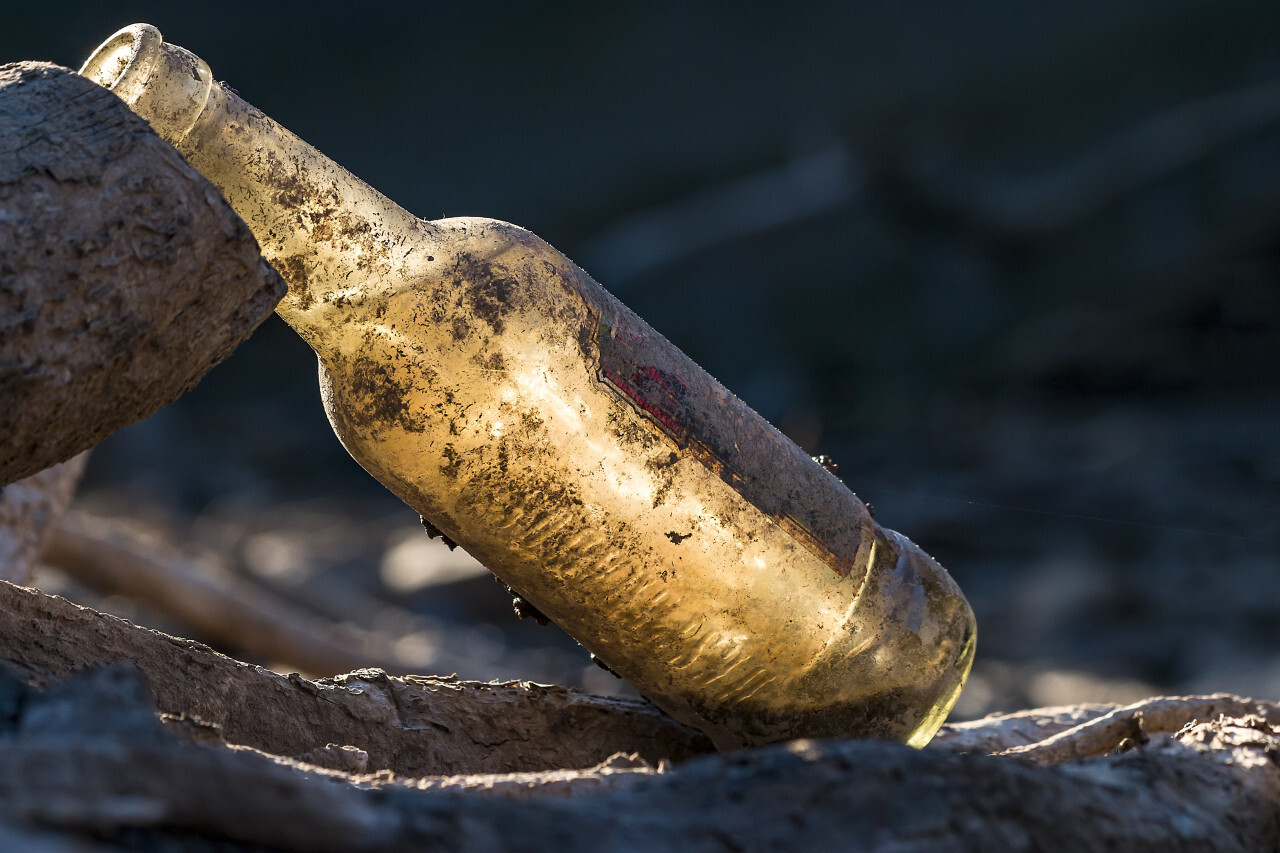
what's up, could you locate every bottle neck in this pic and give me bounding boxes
[82,25,429,358]
[178,82,433,354]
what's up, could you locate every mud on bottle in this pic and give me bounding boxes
[82,24,976,750]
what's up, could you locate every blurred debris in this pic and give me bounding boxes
[41,511,423,678]
[909,77,1280,238]
[578,143,862,285]
[381,527,488,592]
[0,453,87,584]
[950,660,1159,722]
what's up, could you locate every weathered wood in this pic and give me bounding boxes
[932,694,1280,761]
[0,662,1276,852]
[0,453,87,583]
[993,694,1280,766]
[0,62,285,487]
[0,579,713,774]
[930,702,1119,754]
[1,550,1277,849]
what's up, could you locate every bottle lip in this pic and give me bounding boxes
[79,23,164,106]
[80,23,214,143]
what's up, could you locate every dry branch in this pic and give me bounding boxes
[0,579,712,774]
[0,62,284,487]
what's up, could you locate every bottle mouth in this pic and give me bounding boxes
[80,23,213,141]
[80,23,164,105]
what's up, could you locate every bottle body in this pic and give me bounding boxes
[83,25,975,749]
[318,216,974,748]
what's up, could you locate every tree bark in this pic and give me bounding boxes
[0,62,285,487]
[0,660,1275,852]
[1,579,1277,849]
[0,579,713,774]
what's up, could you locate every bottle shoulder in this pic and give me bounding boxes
[426,216,567,271]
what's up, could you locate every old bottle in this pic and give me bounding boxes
[81,24,975,749]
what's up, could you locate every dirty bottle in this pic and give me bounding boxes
[81,24,975,750]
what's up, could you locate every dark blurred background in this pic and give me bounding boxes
[7,1,1280,718]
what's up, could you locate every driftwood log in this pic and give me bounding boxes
[0,580,713,774]
[0,62,284,487]
[0,592,1275,851]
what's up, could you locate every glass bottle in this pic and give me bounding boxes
[81,24,975,750]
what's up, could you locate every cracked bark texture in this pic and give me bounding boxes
[0,580,713,774]
[0,580,1277,849]
[0,661,1276,852]
[0,62,284,487]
